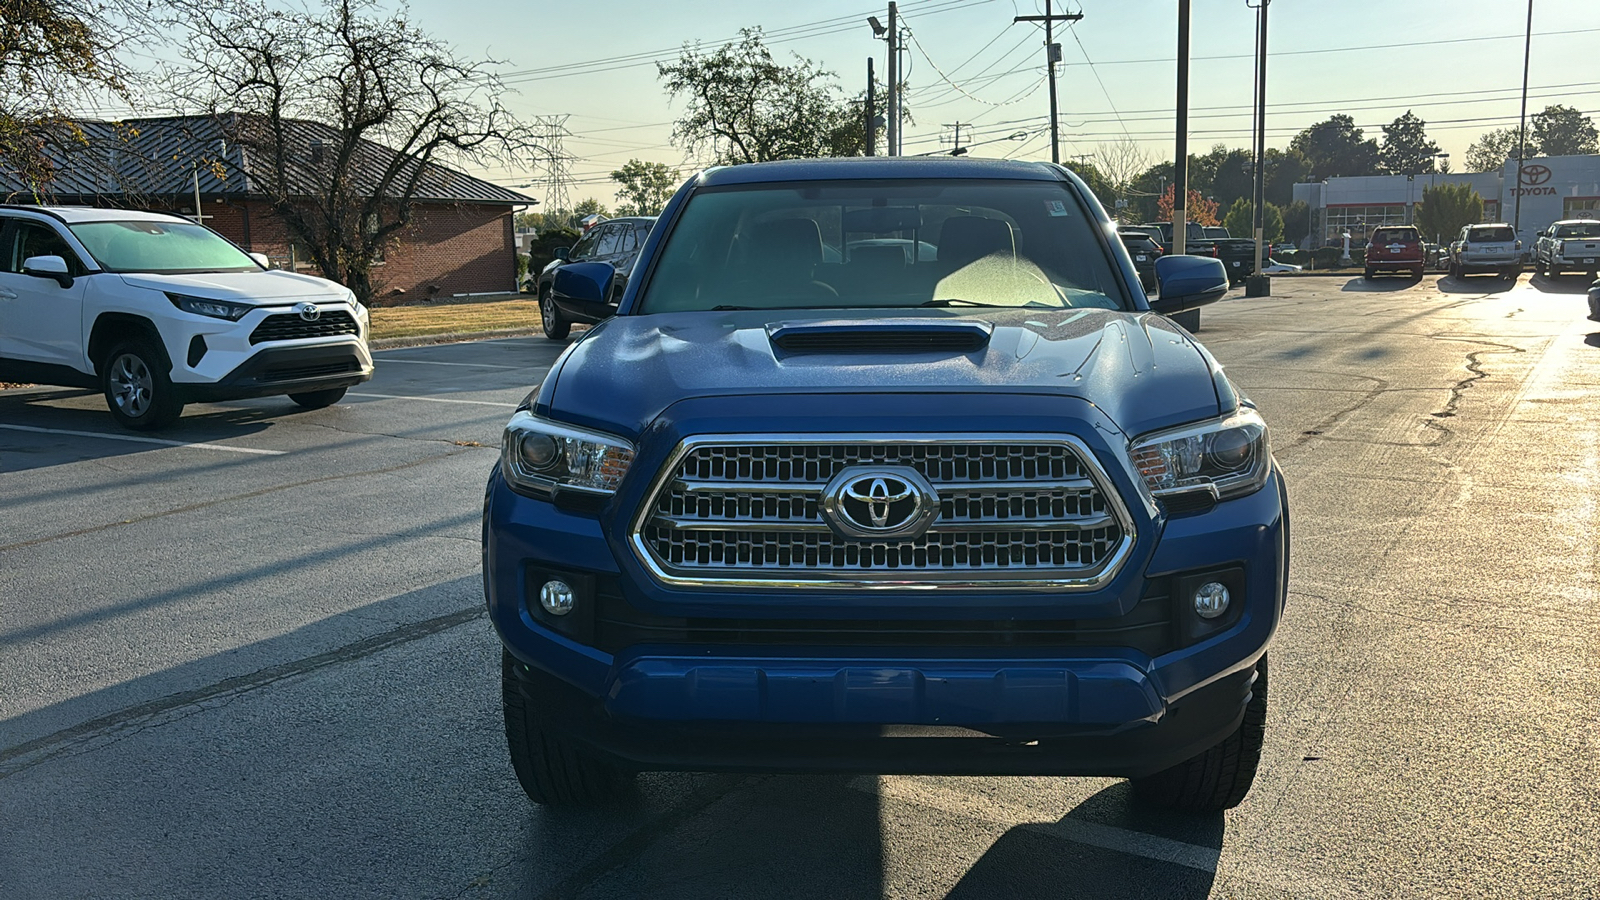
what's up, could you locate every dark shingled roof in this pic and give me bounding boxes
[0,115,534,206]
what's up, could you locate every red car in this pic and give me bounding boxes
[1364,225,1425,280]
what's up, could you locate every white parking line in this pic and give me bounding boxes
[0,423,286,455]
[348,392,512,408]
[852,776,1222,872]
[371,356,524,370]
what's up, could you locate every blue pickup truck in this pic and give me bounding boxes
[483,158,1287,813]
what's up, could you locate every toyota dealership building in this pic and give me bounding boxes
[1294,153,1600,247]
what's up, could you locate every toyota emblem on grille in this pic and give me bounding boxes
[294,302,322,322]
[820,465,939,541]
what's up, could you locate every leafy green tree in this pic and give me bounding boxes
[1263,147,1310,207]
[1531,104,1599,157]
[1290,115,1381,177]
[1282,200,1310,245]
[1413,182,1483,245]
[610,159,680,216]
[1465,126,1526,173]
[658,28,866,164]
[1200,146,1254,212]
[1222,198,1283,243]
[1379,111,1442,174]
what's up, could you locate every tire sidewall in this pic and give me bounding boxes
[102,339,182,430]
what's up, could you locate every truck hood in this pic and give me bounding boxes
[116,269,351,303]
[542,308,1222,440]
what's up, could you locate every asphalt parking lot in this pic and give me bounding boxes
[3,273,1598,899]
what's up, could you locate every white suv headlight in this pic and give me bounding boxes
[1129,407,1270,502]
[500,411,634,499]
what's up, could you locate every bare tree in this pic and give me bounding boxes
[163,0,539,303]
[1092,136,1151,222]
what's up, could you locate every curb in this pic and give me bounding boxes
[370,327,547,350]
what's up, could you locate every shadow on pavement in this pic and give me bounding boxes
[1338,276,1423,292]
[1434,274,1520,294]
[1525,274,1594,295]
[945,782,1222,899]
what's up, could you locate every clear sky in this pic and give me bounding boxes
[405,0,1600,206]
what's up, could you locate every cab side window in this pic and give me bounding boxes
[568,227,603,261]
[593,224,622,259]
[4,221,83,275]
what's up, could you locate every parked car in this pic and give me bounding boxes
[0,205,371,430]
[1533,219,1600,278]
[1139,222,1255,285]
[1447,223,1521,281]
[486,157,1285,814]
[1260,259,1302,274]
[1117,229,1162,290]
[1424,243,1451,271]
[1363,225,1424,279]
[535,216,657,340]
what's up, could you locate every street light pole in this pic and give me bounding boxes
[1246,0,1270,296]
[1514,0,1533,237]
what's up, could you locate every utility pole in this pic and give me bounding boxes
[1514,0,1533,238]
[1014,1,1081,165]
[1173,0,1190,255]
[866,57,877,156]
[887,3,899,157]
[1246,0,1271,297]
[943,122,970,156]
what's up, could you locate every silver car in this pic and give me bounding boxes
[1449,223,1521,281]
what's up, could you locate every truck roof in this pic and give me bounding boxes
[696,157,1065,187]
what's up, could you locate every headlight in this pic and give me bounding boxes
[499,410,634,499]
[1129,407,1270,502]
[165,292,252,321]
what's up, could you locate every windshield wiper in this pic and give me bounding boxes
[920,298,1006,307]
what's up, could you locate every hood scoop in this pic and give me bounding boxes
[767,318,993,354]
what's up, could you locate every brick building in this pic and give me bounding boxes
[0,116,534,301]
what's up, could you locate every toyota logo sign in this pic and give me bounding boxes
[293,301,322,322]
[820,465,939,541]
[1519,164,1552,186]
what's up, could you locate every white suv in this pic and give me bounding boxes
[0,206,372,430]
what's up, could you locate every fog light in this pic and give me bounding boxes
[1193,582,1231,619]
[539,579,575,616]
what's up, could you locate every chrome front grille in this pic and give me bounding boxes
[630,436,1135,589]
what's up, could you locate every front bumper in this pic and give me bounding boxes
[180,341,373,402]
[484,458,1289,776]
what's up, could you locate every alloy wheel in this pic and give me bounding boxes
[109,352,153,418]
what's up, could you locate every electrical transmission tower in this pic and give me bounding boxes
[534,115,575,212]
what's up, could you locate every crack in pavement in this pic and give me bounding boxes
[0,605,486,780]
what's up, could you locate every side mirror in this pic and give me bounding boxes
[248,252,271,269]
[1150,255,1227,315]
[21,255,72,288]
[552,246,571,261]
[550,261,614,304]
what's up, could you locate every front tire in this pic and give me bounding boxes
[102,340,183,431]
[288,387,347,409]
[1130,656,1268,813]
[502,650,630,805]
[539,288,571,341]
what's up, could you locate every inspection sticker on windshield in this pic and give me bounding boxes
[1045,200,1071,217]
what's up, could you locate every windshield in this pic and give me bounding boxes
[68,220,258,274]
[636,179,1126,313]
[1372,228,1419,244]
[1467,226,1514,242]
[1555,222,1600,238]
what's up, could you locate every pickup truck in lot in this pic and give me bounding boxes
[1534,219,1600,278]
[484,158,1286,814]
[1136,222,1256,286]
